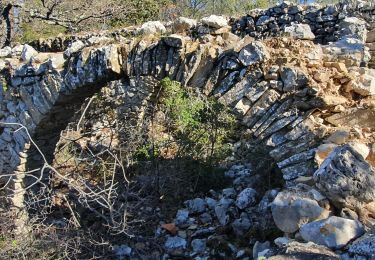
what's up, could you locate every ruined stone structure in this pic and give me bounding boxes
[0,1,375,258]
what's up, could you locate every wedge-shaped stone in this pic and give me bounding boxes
[218,70,262,106]
[253,99,293,137]
[242,89,280,127]
[281,160,316,181]
[270,132,318,162]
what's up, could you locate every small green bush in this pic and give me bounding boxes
[159,77,236,163]
[16,22,66,43]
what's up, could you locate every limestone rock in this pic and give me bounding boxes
[234,98,251,116]
[314,144,375,210]
[64,40,85,58]
[284,24,315,40]
[348,68,375,96]
[0,46,11,58]
[300,216,364,249]
[315,143,338,166]
[191,238,206,253]
[253,241,271,260]
[305,45,323,65]
[238,41,269,66]
[349,141,370,160]
[176,209,189,226]
[235,188,257,209]
[325,129,350,145]
[163,34,185,48]
[139,21,166,35]
[271,185,327,233]
[338,17,367,42]
[274,237,292,248]
[172,17,197,33]
[256,15,274,26]
[268,241,340,260]
[185,198,207,214]
[325,108,375,128]
[215,198,233,225]
[11,44,24,56]
[322,36,365,66]
[349,226,375,258]
[280,67,308,92]
[200,15,228,29]
[165,236,187,251]
[232,213,252,236]
[21,44,38,62]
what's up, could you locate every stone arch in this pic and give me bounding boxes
[1,24,372,232]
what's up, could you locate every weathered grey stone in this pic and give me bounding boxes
[268,241,340,260]
[222,188,237,199]
[234,98,252,116]
[280,67,308,92]
[165,236,187,251]
[0,46,11,58]
[185,198,207,214]
[243,89,281,127]
[245,81,269,103]
[314,144,375,210]
[256,15,274,26]
[139,21,166,35]
[338,17,367,42]
[238,41,269,66]
[11,44,24,56]
[191,238,206,253]
[176,209,189,226]
[64,40,85,58]
[322,36,365,66]
[284,24,315,40]
[349,227,375,258]
[235,188,257,209]
[21,44,38,62]
[212,71,240,96]
[277,149,316,169]
[205,197,217,210]
[163,34,185,48]
[347,67,375,96]
[200,15,228,29]
[325,129,350,145]
[218,70,263,106]
[325,108,375,128]
[232,213,252,236]
[271,186,326,233]
[300,216,364,249]
[215,198,233,225]
[253,241,271,260]
[172,17,197,32]
[199,212,212,224]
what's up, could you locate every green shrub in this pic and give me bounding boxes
[16,22,66,43]
[159,77,236,163]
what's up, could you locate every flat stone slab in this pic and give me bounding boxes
[325,108,375,128]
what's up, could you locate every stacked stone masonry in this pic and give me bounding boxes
[0,1,375,258]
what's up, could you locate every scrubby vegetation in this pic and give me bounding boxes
[0,78,238,258]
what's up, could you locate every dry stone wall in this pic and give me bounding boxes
[0,1,375,258]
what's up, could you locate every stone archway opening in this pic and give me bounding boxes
[1,4,374,256]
